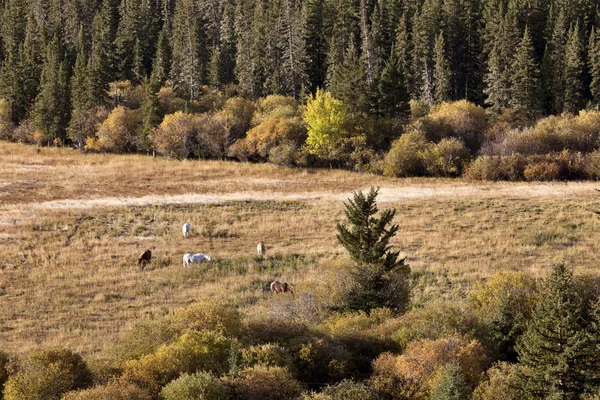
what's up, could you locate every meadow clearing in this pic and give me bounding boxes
[1,141,599,362]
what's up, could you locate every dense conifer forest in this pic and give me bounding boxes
[3,0,600,177]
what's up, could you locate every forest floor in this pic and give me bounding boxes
[1,142,600,358]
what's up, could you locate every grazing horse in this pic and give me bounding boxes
[138,249,152,266]
[257,242,266,256]
[183,253,213,267]
[182,223,191,238]
[270,280,293,295]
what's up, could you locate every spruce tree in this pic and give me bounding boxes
[280,0,308,98]
[545,10,568,113]
[150,24,171,86]
[430,362,470,400]
[139,77,161,153]
[170,0,202,101]
[394,13,413,97]
[114,0,140,80]
[484,8,519,112]
[516,263,596,399]
[88,3,116,107]
[510,26,539,117]
[336,187,411,313]
[378,50,409,118]
[588,27,600,106]
[303,0,327,92]
[433,31,450,103]
[32,37,70,145]
[563,21,585,114]
[329,36,370,114]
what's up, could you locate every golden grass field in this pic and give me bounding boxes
[1,141,600,361]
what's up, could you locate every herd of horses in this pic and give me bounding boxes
[136,225,293,295]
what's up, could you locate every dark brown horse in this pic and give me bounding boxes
[270,280,294,295]
[138,249,152,266]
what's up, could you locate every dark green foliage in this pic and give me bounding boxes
[433,31,450,103]
[32,36,70,145]
[336,187,411,313]
[511,26,539,117]
[516,263,596,399]
[563,21,585,113]
[378,50,409,118]
[429,361,470,400]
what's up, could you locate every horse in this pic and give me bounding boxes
[270,280,294,296]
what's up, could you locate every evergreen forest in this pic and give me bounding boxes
[4,0,600,178]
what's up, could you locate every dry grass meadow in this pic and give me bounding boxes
[1,141,600,361]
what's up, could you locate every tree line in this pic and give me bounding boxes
[3,0,600,178]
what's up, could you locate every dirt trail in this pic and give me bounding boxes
[1,181,597,226]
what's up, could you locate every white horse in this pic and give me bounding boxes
[183,253,213,267]
[257,242,266,256]
[182,223,191,238]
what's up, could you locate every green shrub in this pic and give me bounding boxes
[160,372,227,400]
[423,138,471,177]
[4,348,92,400]
[229,366,303,400]
[60,382,152,400]
[241,343,294,370]
[383,127,428,177]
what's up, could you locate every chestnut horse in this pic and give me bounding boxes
[270,280,294,295]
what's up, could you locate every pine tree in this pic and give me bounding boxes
[150,24,171,85]
[14,12,42,122]
[510,26,539,117]
[303,0,327,92]
[394,13,413,97]
[280,0,308,98]
[234,0,254,97]
[70,42,90,117]
[378,50,409,118]
[484,9,519,112]
[139,77,161,153]
[516,263,596,399]
[170,0,203,101]
[563,21,585,113]
[588,27,600,105]
[32,36,70,145]
[88,2,116,107]
[0,0,28,122]
[544,9,568,113]
[429,362,470,400]
[114,0,140,80]
[336,187,411,313]
[433,31,450,103]
[329,36,370,114]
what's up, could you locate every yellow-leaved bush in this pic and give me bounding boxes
[87,106,139,153]
[369,335,486,399]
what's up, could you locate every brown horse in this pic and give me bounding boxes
[138,249,152,266]
[270,280,294,295]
